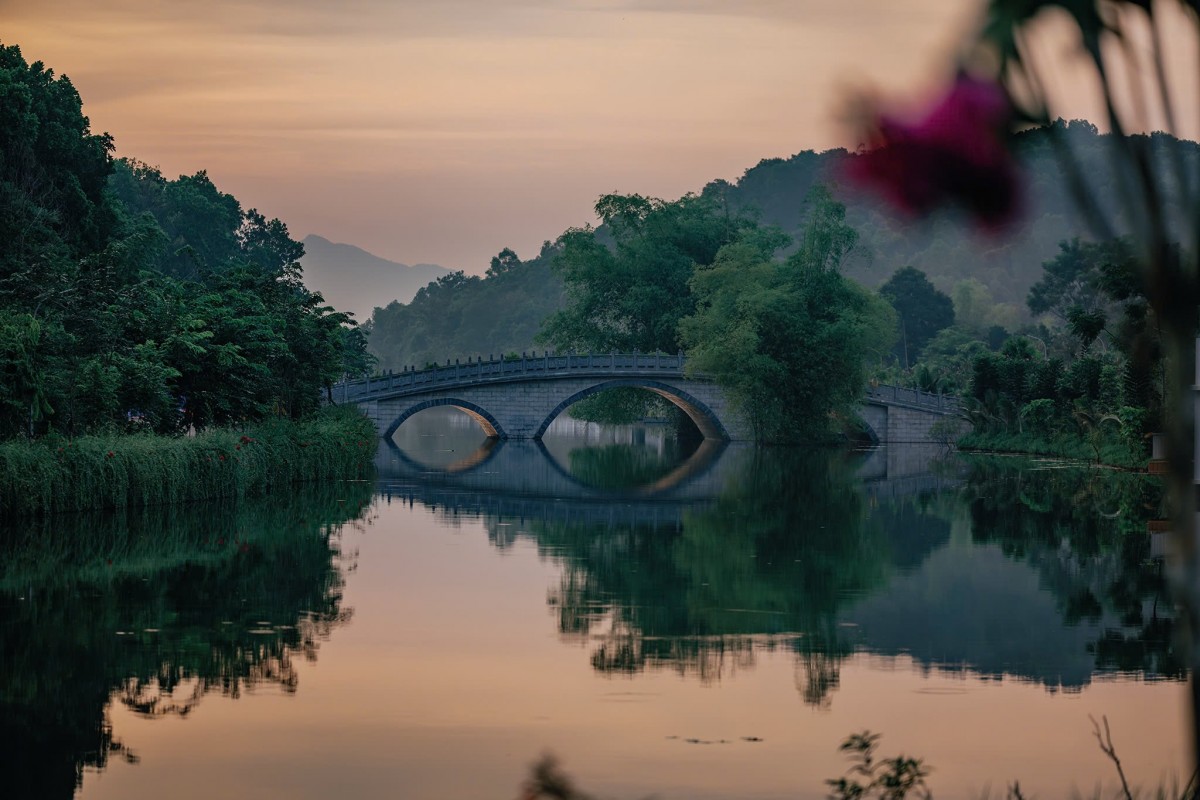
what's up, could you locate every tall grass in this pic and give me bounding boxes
[957,430,1147,469]
[0,406,378,517]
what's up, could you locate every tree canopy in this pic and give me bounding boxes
[539,192,754,354]
[681,191,896,441]
[879,266,955,367]
[0,43,371,438]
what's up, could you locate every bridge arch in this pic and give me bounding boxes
[533,379,729,441]
[383,398,506,440]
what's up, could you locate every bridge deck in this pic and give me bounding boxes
[334,352,688,403]
[334,352,961,415]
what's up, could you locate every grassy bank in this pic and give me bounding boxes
[0,406,378,517]
[957,429,1147,469]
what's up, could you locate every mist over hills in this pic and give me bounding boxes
[299,235,450,322]
[363,124,1199,370]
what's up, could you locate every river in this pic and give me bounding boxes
[0,408,1188,799]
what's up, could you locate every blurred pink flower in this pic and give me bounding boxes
[846,74,1021,230]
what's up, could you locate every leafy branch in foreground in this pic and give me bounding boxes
[826,731,932,800]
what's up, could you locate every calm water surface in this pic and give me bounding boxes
[0,408,1188,799]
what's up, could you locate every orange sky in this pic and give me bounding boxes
[2,0,987,270]
[6,1,1193,273]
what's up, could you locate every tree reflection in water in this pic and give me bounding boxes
[564,438,701,491]
[538,449,928,706]
[491,447,1179,707]
[962,457,1181,680]
[0,481,373,800]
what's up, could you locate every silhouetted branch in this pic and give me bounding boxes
[1090,714,1134,800]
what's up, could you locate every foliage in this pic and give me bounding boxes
[900,325,995,395]
[937,232,1162,463]
[540,191,755,354]
[0,406,376,516]
[0,44,372,441]
[826,732,932,800]
[681,196,896,442]
[880,266,955,367]
[367,241,565,370]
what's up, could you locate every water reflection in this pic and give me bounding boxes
[0,482,372,799]
[961,458,1179,681]
[531,449,948,706]
[404,438,1177,706]
[1,414,1184,800]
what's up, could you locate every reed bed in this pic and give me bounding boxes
[0,407,377,517]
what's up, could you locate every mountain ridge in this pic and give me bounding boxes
[298,234,451,322]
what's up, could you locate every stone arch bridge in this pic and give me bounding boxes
[332,352,962,444]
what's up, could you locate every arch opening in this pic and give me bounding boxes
[534,379,728,441]
[384,398,506,441]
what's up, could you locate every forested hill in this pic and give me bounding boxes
[367,243,565,371]
[705,122,1198,318]
[367,122,1197,371]
[299,235,449,323]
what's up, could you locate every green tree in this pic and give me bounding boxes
[539,192,753,354]
[1027,238,1140,351]
[0,45,371,439]
[681,203,895,442]
[879,266,955,367]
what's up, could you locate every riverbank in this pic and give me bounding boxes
[956,430,1147,469]
[0,407,377,517]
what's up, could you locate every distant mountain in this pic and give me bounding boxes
[298,235,451,322]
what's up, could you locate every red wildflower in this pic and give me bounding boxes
[106,451,115,459]
[240,435,253,444]
[219,454,226,461]
[846,74,1021,230]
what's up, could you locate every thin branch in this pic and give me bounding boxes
[1090,714,1134,800]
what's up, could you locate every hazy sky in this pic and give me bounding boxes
[3,1,1021,270]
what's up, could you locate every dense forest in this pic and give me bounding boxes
[0,43,372,439]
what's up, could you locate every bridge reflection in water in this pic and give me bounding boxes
[376,412,959,530]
